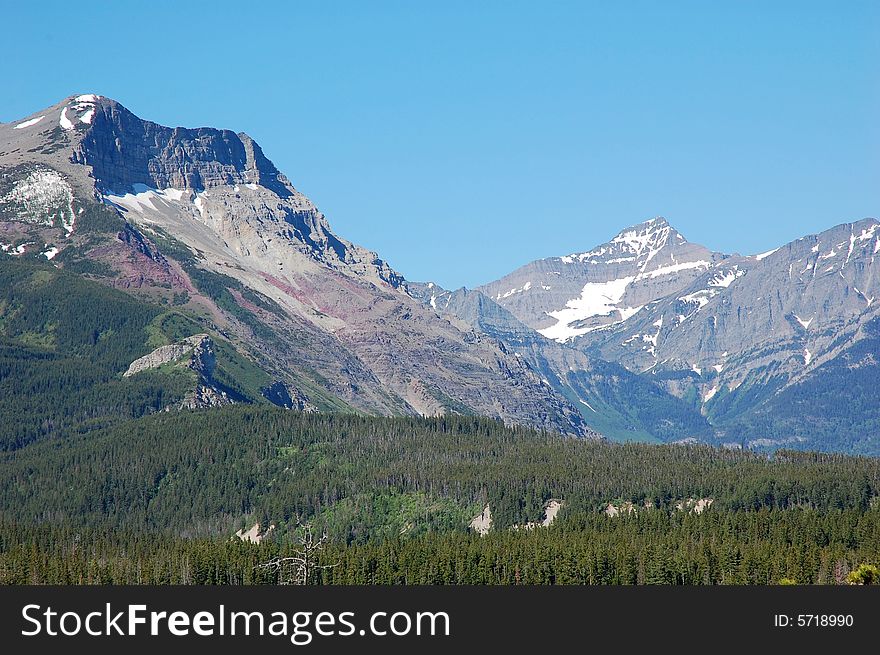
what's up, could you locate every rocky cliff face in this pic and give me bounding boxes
[73,97,291,196]
[124,334,214,377]
[260,381,318,413]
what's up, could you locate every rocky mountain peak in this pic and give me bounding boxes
[2,94,293,197]
[559,216,688,270]
[66,95,292,196]
[479,216,725,341]
[1,95,407,289]
[610,215,675,244]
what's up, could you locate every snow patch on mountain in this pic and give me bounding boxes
[105,185,194,216]
[14,116,44,130]
[754,247,779,261]
[59,108,74,131]
[497,281,532,300]
[678,290,711,312]
[1,242,33,255]
[673,266,747,323]
[0,169,76,235]
[641,260,709,279]
[539,276,639,341]
[709,267,745,288]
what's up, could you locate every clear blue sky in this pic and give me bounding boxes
[2,1,878,288]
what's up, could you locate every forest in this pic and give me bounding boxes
[0,407,878,584]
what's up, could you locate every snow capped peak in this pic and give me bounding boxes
[622,216,670,232]
[524,216,722,341]
[610,218,674,253]
[559,217,685,265]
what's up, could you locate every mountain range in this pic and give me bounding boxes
[1,95,877,453]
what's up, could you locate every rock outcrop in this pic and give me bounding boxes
[512,499,565,531]
[469,504,493,536]
[124,334,235,410]
[234,522,276,544]
[124,334,214,377]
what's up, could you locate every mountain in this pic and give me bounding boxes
[479,216,880,453]
[0,95,596,439]
[584,219,880,453]
[2,94,878,453]
[2,95,880,594]
[478,217,727,341]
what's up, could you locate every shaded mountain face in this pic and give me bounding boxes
[408,282,713,443]
[0,95,595,438]
[478,218,727,341]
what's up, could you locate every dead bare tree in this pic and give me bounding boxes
[256,521,336,585]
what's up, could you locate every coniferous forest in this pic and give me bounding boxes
[0,407,878,585]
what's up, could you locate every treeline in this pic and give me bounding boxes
[2,508,878,585]
[1,407,878,541]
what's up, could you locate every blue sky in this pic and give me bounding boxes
[2,1,878,288]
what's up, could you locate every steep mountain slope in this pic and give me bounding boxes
[479,218,727,340]
[0,95,593,437]
[408,282,712,442]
